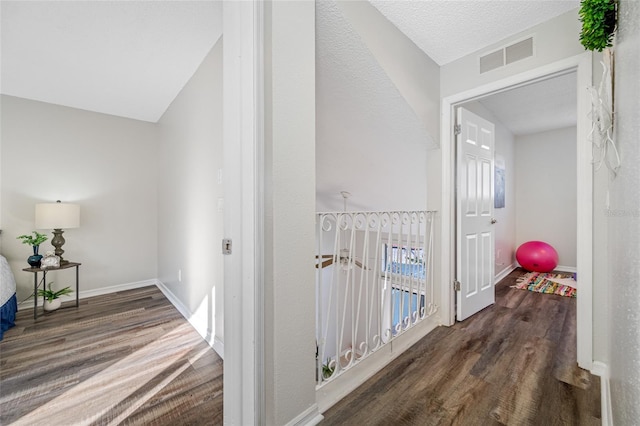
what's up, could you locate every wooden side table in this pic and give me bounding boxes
[23,262,81,319]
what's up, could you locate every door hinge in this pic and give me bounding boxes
[454,124,462,135]
[453,280,461,291]
[222,238,232,255]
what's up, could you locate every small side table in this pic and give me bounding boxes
[23,262,81,319]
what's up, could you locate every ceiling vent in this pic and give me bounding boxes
[479,36,534,74]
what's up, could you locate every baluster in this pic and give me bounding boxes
[316,210,438,386]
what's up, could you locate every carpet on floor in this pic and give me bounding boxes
[512,271,577,298]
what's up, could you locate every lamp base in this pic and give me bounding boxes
[51,229,67,264]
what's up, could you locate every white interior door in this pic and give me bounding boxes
[456,107,495,321]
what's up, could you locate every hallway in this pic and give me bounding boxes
[321,268,600,425]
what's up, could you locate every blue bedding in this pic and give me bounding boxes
[1,255,17,340]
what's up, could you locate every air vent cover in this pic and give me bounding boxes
[506,37,534,65]
[480,50,504,74]
[479,36,534,74]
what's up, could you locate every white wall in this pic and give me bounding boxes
[0,95,158,300]
[514,127,577,269]
[0,95,3,252]
[264,1,318,424]
[461,101,517,277]
[335,0,440,146]
[156,39,224,351]
[609,0,640,422]
[441,9,584,98]
[315,0,439,213]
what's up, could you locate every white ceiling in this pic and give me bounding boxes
[0,0,578,128]
[368,0,580,135]
[477,72,577,136]
[370,0,579,66]
[316,0,432,211]
[0,1,222,122]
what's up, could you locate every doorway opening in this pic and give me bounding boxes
[440,53,594,370]
[456,71,578,320]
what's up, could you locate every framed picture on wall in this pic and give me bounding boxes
[495,156,506,209]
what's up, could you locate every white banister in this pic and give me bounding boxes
[316,210,437,386]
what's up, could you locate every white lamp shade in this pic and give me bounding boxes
[35,203,80,229]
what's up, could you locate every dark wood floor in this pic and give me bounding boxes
[321,268,601,426]
[0,286,223,425]
[2,270,600,425]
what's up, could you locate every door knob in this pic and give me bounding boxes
[491,218,497,224]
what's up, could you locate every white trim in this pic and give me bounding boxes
[18,278,158,310]
[492,263,578,284]
[574,52,594,370]
[591,361,612,426]
[555,265,577,274]
[316,316,439,413]
[441,53,593,366]
[20,277,227,358]
[222,1,264,424]
[284,404,323,426]
[494,263,517,284]
[212,336,225,359]
[253,1,265,422]
[155,280,224,359]
[440,99,455,326]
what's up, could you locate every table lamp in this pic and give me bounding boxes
[35,201,80,264]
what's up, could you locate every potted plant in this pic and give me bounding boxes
[322,358,335,380]
[17,231,49,268]
[37,282,73,311]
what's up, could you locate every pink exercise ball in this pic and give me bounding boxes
[516,241,558,273]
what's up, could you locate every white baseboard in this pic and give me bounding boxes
[285,404,323,426]
[556,265,577,273]
[18,278,158,309]
[494,263,517,284]
[501,264,577,275]
[591,361,612,426]
[155,280,224,359]
[212,336,225,359]
[316,315,439,413]
[18,277,225,360]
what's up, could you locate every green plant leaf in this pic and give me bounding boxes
[579,0,617,52]
[17,231,48,246]
[36,282,73,302]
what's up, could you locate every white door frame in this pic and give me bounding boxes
[440,52,594,370]
[223,1,264,424]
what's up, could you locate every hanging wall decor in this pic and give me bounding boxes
[588,51,620,177]
[494,156,506,209]
[579,0,617,52]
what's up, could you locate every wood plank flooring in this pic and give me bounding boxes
[321,268,601,426]
[1,270,600,425]
[0,286,223,425]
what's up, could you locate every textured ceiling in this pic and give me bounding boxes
[369,0,579,65]
[0,1,222,122]
[316,0,431,212]
[478,72,577,136]
[1,0,579,127]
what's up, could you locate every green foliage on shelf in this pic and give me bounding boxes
[37,282,73,302]
[579,0,617,52]
[17,231,48,247]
